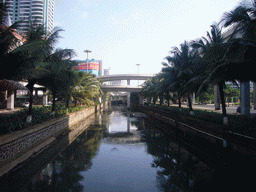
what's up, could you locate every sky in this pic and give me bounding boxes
[54,0,243,75]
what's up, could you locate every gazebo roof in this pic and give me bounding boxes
[0,79,29,91]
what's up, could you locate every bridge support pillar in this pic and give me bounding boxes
[139,94,144,105]
[127,110,130,132]
[43,90,48,106]
[241,81,250,115]
[254,82,256,110]
[103,92,106,111]
[127,92,130,109]
[7,90,14,110]
[214,84,221,110]
[127,79,130,86]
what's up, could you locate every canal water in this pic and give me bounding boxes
[2,106,255,191]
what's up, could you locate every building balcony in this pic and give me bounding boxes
[32,8,43,12]
[32,1,43,5]
[31,11,43,15]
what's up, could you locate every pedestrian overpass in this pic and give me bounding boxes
[96,74,153,109]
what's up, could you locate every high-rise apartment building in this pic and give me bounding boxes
[3,0,54,33]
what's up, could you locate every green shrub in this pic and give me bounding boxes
[0,103,93,134]
[146,104,256,134]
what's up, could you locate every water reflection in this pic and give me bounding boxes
[141,126,215,191]
[13,106,254,192]
[22,128,102,192]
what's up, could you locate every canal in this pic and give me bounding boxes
[1,106,255,191]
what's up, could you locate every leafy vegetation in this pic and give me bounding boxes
[145,103,256,134]
[0,2,102,128]
[142,1,256,125]
[0,104,92,134]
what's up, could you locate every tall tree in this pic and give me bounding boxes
[222,1,256,113]
[164,41,202,111]
[161,63,183,108]
[38,48,77,112]
[189,23,240,122]
[141,75,162,105]
[71,71,102,107]
[13,25,64,121]
[191,24,225,110]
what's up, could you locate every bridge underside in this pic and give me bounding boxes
[101,87,144,110]
[101,86,142,92]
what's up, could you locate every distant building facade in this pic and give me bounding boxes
[74,59,102,76]
[3,0,54,33]
[104,69,109,76]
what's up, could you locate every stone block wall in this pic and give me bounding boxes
[0,102,107,176]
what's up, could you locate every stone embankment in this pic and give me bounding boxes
[0,103,107,177]
[134,105,256,160]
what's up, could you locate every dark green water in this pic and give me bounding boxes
[7,106,254,192]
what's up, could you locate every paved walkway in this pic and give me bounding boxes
[171,103,256,117]
[0,107,25,115]
[1,103,256,117]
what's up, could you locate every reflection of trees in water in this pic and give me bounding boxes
[28,128,102,192]
[142,126,208,192]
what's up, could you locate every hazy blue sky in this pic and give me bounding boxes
[54,0,242,74]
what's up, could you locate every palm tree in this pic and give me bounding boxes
[161,63,183,108]
[189,23,243,123]
[191,24,225,110]
[164,41,202,112]
[12,25,64,121]
[38,48,77,113]
[71,71,102,107]
[221,1,256,113]
[157,75,173,107]
[141,79,153,104]
[141,75,162,105]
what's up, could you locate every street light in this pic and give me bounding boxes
[136,64,141,86]
[84,50,92,73]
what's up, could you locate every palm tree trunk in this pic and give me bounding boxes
[253,81,256,110]
[52,92,56,112]
[75,98,77,107]
[219,81,227,116]
[66,97,69,109]
[26,79,36,123]
[214,84,221,110]
[187,93,193,111]
[160,94,163,105]
[28,88,33,115]
[178,97,181,108]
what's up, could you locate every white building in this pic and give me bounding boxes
[3,0,54,33]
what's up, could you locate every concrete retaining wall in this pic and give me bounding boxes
[0,103,107,177]
[134,104,256,159]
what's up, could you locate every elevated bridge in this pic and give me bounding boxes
[101,85,142,92]
[96,74,153,83]
[96,74,153,109]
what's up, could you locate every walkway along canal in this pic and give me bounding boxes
[0,105,255,191]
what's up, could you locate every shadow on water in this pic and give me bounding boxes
[142,117,256,192]
[22,127,102,192]
[141,122,213,192]
[0,112,103,192]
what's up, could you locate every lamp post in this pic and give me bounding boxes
[136,64,141,86]
[84,50,92,73]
